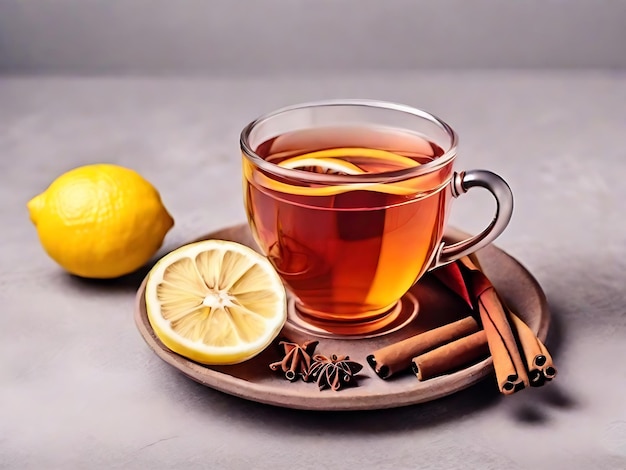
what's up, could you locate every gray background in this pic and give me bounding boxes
[1,0,625,74]
[1,2,625,470]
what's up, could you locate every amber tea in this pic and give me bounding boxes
[244,126,454,324]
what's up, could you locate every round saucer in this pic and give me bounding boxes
[134,223,550,411]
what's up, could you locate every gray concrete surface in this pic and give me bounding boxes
[1,71,625,469]
[1,0,625,74]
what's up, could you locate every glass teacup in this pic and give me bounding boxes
[241,100,513,336]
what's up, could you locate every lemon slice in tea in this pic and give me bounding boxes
[145,240,287,365]
[258,148,424,196]
[278,148,420,171]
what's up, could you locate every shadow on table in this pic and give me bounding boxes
[60,237,222,293]
[166,303,580,434]
[62,257,159,293]
[504,306,579,425]
[172,370,503,435]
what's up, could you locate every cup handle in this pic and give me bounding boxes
[430,169,514,269]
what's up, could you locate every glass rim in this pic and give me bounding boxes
[240,99,459,184]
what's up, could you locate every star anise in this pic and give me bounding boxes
[308,354,363,391]
[269,340,319,382]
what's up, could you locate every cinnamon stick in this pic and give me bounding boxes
[509,311,545,387]
[507,309,557,384]
[538,340,557,380]
[411,330,489,381]
[366,316,480,379]
[458,257,530,394]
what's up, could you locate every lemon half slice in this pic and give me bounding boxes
[145,240,287,365]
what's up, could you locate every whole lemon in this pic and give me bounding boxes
[27,164,174,279]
